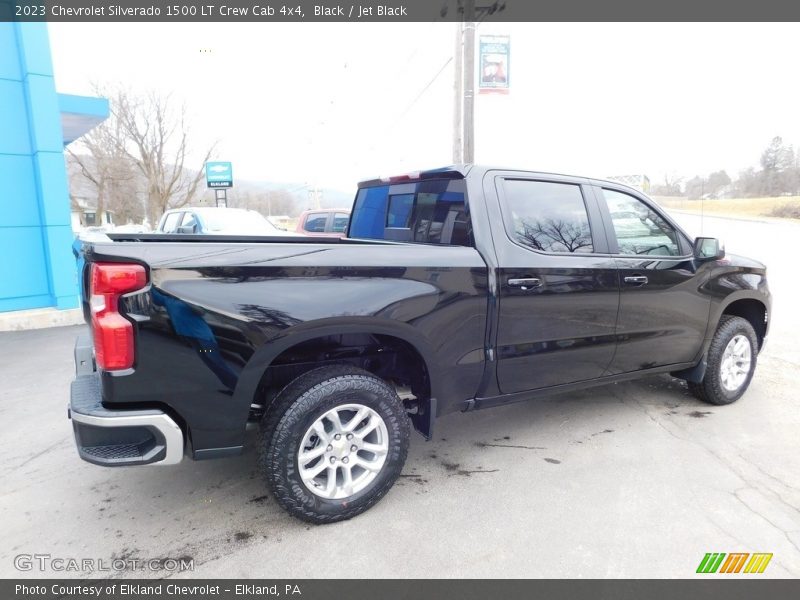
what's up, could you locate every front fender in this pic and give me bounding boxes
[699,265,770,356]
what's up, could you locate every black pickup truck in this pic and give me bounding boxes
[69,165,770,523]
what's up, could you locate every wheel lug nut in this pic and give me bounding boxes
[330,456,336,463]
[346,433,353,440]
[334,434,341,440]
[350,445,357,452]
[342,457,349,464]
[326,445,333,452]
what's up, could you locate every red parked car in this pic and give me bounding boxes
[295,208,351,237]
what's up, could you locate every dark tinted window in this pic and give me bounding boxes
[386,194,414,228]
[349,179,472,246]
[602,189,680,256]
[501,180,593,253]
[304,213,329,233]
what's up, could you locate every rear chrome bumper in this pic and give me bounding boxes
[68,334,184,466]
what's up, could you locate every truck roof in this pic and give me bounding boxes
[358,164,644,195]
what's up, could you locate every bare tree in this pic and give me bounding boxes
[67,108,137,224]
[112,89,216,226]
[759,136,796,196]
[651,172,684,197]
[518,219,593,253]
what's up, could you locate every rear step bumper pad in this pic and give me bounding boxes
[69,372,184,467]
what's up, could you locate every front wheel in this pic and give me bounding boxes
[258,365,410,524]
[689,315,759,405]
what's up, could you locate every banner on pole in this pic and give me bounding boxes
[479,35,510,94]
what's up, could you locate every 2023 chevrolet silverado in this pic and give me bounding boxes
[69,165,770,523]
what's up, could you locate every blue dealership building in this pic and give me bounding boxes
[0,22,108,326]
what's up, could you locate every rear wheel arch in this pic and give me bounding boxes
[235,321,440,437]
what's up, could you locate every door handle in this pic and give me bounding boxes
[624,275,648,286]
[508,278,542,291]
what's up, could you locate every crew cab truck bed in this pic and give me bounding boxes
[69,165,770,523]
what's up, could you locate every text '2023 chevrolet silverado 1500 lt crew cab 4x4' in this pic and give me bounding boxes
[69,165,771,523]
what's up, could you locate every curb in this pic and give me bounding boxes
[0,308,84,332]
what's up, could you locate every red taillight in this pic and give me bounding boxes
[90,263,147,370]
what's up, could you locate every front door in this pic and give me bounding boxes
[492,177,620,394]
[593,185,709,373]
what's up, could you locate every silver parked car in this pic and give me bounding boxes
[156,207,296,236]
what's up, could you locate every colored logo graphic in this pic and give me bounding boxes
[696,552,773,574]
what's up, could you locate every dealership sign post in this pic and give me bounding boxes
[206,161,233,207]
[478,35,510,94]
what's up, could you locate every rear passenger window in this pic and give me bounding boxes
[500,180,594,253]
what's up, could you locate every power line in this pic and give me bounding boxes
[392,56,454,127]
[353,52,455,175]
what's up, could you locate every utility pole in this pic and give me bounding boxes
[308,185,321,210]
[453,0,476,164]
[462,0,475,164]
[452,21,463,164]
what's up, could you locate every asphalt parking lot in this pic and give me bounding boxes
[1,212,798,579]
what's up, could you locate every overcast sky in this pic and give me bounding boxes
[49,22,800,192]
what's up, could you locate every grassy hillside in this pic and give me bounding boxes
[654,196,800,219]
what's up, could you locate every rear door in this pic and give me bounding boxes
[489,173,620,394]
[592,185,709,373]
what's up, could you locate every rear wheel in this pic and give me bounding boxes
[258,365,410,523]
[689,315,758,405]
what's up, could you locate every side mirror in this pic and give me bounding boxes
[176,224,196,234]
[694,237,725,260]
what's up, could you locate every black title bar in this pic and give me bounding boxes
[3,0,800,22]
[5,579,800,600]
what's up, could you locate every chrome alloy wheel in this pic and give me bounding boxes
[297,403,389,500]
[720,334,752,392]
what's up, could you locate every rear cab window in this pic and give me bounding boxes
[349,178,472,246]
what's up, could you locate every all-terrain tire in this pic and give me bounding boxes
[258,365,410,524]
[688,315,758,405]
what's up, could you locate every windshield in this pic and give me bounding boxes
[201,210,280,234]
